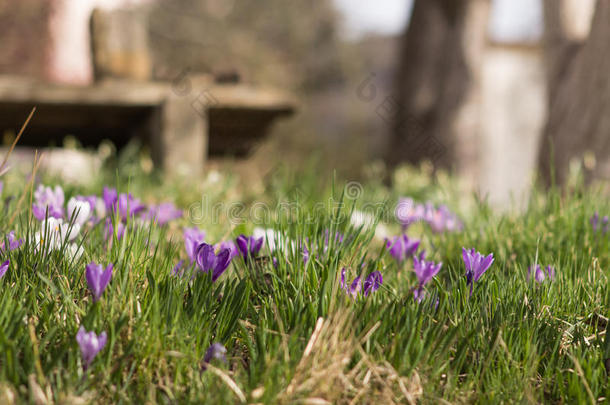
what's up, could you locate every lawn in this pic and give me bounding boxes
[0,155,607,404]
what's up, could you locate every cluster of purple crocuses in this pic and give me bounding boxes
[236,234,264,260]
[234,227,347,268]
[385,234,420,264]
[395,198,462,233]
[384,229,495,300]
[78,229,234,371]
[174,228,265,281]
[101,186,182,240]
[32,184,182,228]
[30,184,182,258]
[392,198,497,299]
[384,232,443,301]
[340,267,383,298]
[16,184,582,374]
[76,261,113,371]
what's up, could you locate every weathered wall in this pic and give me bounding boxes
[0,0,54,79]
[90,7,152,81]
[0,0,154,84]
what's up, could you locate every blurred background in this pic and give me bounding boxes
[0,0,608,207]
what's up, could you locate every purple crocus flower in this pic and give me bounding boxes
[117,193,145,220]
[340,268,382,298]
[426,204,463,233]
[104,218,125,241]
[0,231,23,252]
[591,213,609,234]
[103,187,145,220]
[341,267,354,298]
[293,238,310,264]
[546,265,556,279]
[323,230,344,249]
[76,326,107,370]
[412,253,442,301]
[302,243,310,264]
[590,212,600,231]
[340,268,347,289]
[462,247,494,296]
[102,187,118,213]
[143,202,182,225]
[319,230,348,259]
[428,205,462,233]
[347,275,362,299]
[172,260,185,277]
[412,287,424,302]
[252,227,290,252]
[215,240,239,260]
[0,260,9,279]
[386,234,420,263]
[195,243,232,282]
[528,264,555,283]
[396,198,462,233]
[201,343,227,371]
[413,254,442,286]
[32,184,65,221]
[184,227,206,263]
[85,262,113,302]
[363,271,383,296]
[531,265,546,283]
[395,198,424,229]
[236,235,264,259]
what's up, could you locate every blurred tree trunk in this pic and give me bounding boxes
[386,0,489,185]
[539,0,610,185]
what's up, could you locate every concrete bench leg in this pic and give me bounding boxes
[153,93,207,176]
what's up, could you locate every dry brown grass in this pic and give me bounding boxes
[278,312,422,404]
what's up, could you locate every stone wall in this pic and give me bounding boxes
[0,1,54,80]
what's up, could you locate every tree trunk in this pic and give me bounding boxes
[539,0,610,185]
[386,0,489,186]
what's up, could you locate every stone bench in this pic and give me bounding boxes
[0,75,295,175]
